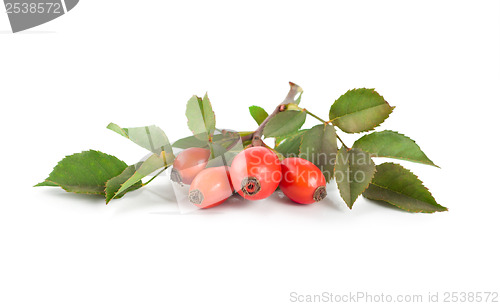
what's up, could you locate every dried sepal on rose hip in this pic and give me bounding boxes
[188,166,234,209]
[170,147,210,185]
[279,157,327,204]
[229,146,282,200]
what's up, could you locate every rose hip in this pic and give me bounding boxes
[229,146,282,200]
[280,157,327,204]
[171,147,210,185]
[188,166,234,209]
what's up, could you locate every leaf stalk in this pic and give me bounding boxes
[303,109,349,149]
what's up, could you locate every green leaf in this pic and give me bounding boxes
[239,131,253,137]
[35,181,59,187]
[363,163,447,213]
[249,106,269,126]
[172,135,209,149]
[352,130,438,167]
[334,147,376,209]
[111,153,166,200]
[35,150,129,195]
[263,110,307,138]
[107,123,173,160]
[105,165,143,203]
[186,94,216,141]
[275,129,308,157]
[214,131,241,148]
[173,130,241,151]
[205,130,245,167]
[106,123,128,138]
[206,143,235,168]
[239,131,254,147]
[202,94,216,131]
[329,88,394,133]
[209,142,228,159]
[299,124,338,182]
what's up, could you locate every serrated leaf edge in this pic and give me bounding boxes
[36,179,106,196]
[334,106,395,134]
[186,95,217,139]
[35,150,127,197]
[202,93,217,133]
[334,147,377,209]
[104,166,143,204]
[329,88,387,119]
[330,88,395,134]
[362,162,448,213]
[186,95,204,137]
[263,110,307,138]
[353,130,439,167]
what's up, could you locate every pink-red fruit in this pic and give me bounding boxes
[229,147,282,200]
[188,166,234,209]
[280,157,327,204]
[171,147,210,185]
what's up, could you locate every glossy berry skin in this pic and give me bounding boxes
[188,166,234,209]
[230,146,282,200]
[171,147,210,185]
[280,157,327,204]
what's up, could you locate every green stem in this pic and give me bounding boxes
[143,167,168,186]
[304,109,327,123]
[336,134,348,149]
[304,109,349,149]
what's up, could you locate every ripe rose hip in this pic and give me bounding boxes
[229,146,282,200]
[188,166,234,209]
[171,147,210,185]
[280,157,327,204]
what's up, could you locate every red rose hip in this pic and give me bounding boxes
[229,146,282,200]
[171,147,211,185]
[280,157,327,204]
[188,166,234,209]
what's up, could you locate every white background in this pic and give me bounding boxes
[1,1,499,305]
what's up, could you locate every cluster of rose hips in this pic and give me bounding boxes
[170,146,327,208]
